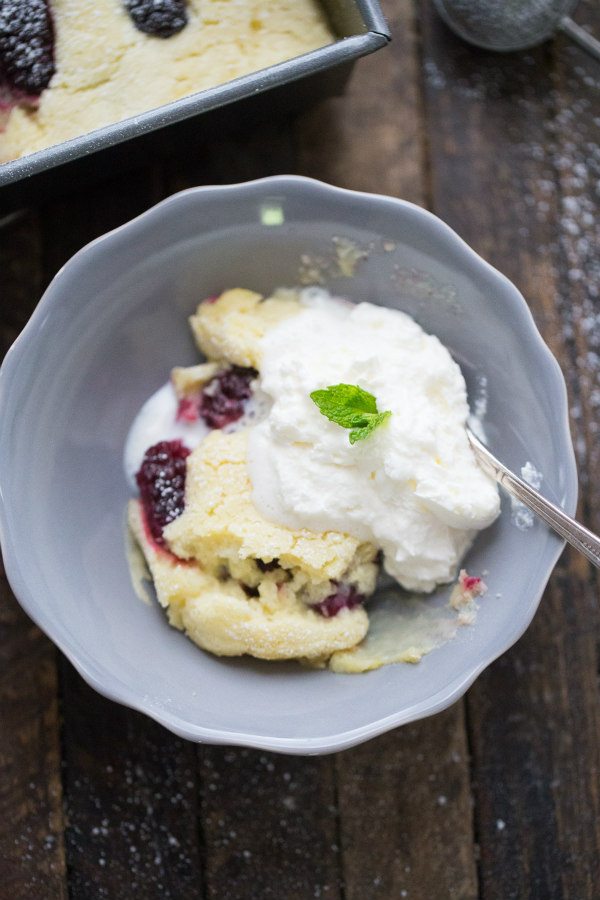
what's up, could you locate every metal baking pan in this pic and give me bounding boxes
[0,1,389,210]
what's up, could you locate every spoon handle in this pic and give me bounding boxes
[560,16,600,62]
[467,428,600,570]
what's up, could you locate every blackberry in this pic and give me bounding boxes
[315,584,364,618]
[124,0,188,39]
[199,366,256,429]
[0,0,55,95]
[136,440,190,546]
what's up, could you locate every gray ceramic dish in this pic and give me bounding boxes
[0,177,577,754]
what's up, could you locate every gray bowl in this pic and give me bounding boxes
[0,177,577,754]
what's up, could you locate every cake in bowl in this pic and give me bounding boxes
[0,176,577,751]
[125,287,500,670]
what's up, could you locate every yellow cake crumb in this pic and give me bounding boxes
[165,429,378,594]
[189,289,301,368]
[171,362,222,398]
[129,500,370,660]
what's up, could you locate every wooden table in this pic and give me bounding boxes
[2,2,599,897]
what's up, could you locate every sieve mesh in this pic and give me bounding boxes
[433,0,579,52]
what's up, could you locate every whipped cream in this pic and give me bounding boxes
[247,293,500,592]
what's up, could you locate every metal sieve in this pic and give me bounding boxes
[433,0,600,59]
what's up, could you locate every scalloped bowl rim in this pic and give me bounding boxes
[0,176,578,754]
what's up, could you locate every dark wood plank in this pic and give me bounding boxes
[60,662,203,900]
[548,5,600,894]
[165,120,295,193]
[337,709,478,900]
[553,0,600,533]
[199,747,342,899]
[0,211,43,356]
[0,211,68,898]
[421,4,600,897]
[296,4,479,898]
[37,167,205,899]
[0,560,68,900]
[296,0,423,196]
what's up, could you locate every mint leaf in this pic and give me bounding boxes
[310,384,391,444]
[348,425,373,445]
[349,410,391,444]
[310,383,377,427]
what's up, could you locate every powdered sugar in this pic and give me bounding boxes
[511,461,544,530]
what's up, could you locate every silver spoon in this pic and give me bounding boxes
[466,427,600,569]
[433,0,600,60]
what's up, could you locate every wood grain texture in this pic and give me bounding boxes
[421,4,600,897]
[199,747,342,900]
[0,212,68,899]
[0,211,43,356]
[296,0,424,198]
[337,709,478,900]
[549,3,600,894]
[165,121,295,193]
[0,562,67,900]
[60,662,203,900]
[553,0,600,530]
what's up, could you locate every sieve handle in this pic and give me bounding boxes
[560,16,600,61]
